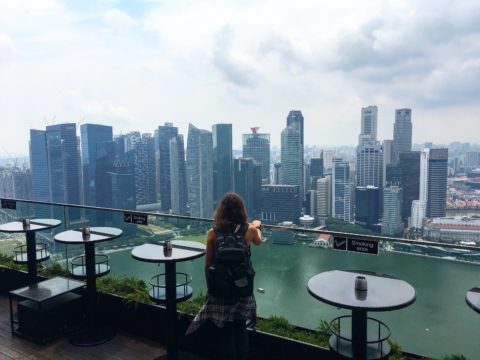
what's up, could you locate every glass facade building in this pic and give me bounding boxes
[212,124,233,207]
[233,157,262,218]
[242,130,270,183]
[169,134,188,216]
[187,124,213,218]
[261,184,300,225]
[156,123,178,211]
[80,124,113,206]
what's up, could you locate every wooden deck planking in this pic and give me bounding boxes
[0,295,166,360]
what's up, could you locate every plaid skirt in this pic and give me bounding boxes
[186,294,257,334]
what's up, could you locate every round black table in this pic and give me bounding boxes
[0,219,61,283]
[131,240,206,360]
[54,227,122,346]
[307,270,416,360]
[466,287,480,314]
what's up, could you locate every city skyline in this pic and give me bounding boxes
[1,1,480,157]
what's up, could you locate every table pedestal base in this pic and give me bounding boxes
[70,324,116,347]
[154,349,208,360]
[329,334,391,360]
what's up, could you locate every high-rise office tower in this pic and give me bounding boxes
[281,124,303,203]
[134,134,156,206]
[309,157,324,191]
[393,108,412,162]
[45,123,81,206]
[94,141,115,210]
[0,167,31,200]
[286,110,304,148]
[382,185,404,236]
[109,162,136,210]
[187,124,213,218]
[169,134,188,216]
[273,163,281,184]
[30,130,50,202]
[155,123,178,211]
[316,176,331,223]
[410,200,426,229]
[355,186,380,230]
[356,141,383,188]
[304,162,311,193]
[124,131,141,153]
[286,110,304,200]
[383,140,393,187]
[465,152,480,168]
[233,158,262,218]
[310,157,324,177]
[358,106,378,146]
[307,190,318,216]
[398,152,421,224]
[213,124,233,207]
[323,151,334,171]
[113,135,126,162]
[80,124,113,206]
[427,148,448,218]
[261,185,300,224]
[332,158,352,222]
[242,128,270,183]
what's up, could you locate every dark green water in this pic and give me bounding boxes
[108,241,480,359]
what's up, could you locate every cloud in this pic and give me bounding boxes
[104,8,135,30]
[212,26,258,87]
[325,1,480,108]
[0,32,17,63]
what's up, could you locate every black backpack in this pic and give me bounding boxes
[207,223,255,299]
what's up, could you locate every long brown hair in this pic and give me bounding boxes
[214,192,248,231]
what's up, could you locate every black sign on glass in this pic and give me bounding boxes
[1,199,16,210]
[333,237,347,251]
[124,211,148,226]
[332,236,379,255]
[347,238,379,255]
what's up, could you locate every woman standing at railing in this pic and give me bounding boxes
[187,192,263,360]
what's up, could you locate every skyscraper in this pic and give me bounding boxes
[356,141,383,188]
[398,151,421,223]
[156,123,178,211]
[286,110,304,200]
[281,124,303,203]
[382,139,393,187]
[332,158,352,222]
[187,124,213,218]
[44,123,81,206]
[134,134,156,206]
[0,167,31,200]
[382,185,404,236]
[393,108,412,162]
[94,141,115,209]
[286,110,304,148]
[213,124,233,207]
[359,106,378,146]
[169,134,188,216]
[30,129,50,202]
[355,186,380,230]
[80,124,113,206]
[109,162,136,210]
[242,128,270,183]
[316,176,331,223]
[427,148,448,218]
[410,200,426,229]
[273,163,281,185]
[233,158,262,218]
[261,185,300,224]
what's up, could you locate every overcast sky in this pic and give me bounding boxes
[1,0,479,157]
